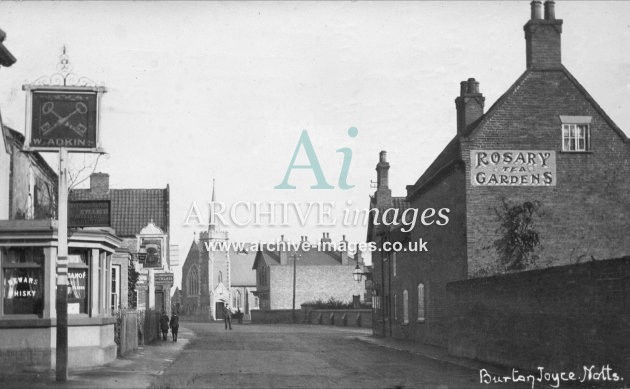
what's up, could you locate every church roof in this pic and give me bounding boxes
[229,245,256,286]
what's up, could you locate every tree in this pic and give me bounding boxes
[128,260,139,309]
[493,199,542,271]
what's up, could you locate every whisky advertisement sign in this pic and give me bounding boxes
[23,86,105,152]
[471,150,556,186]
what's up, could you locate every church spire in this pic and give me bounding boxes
[209,179,216,231]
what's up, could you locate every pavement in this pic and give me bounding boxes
[355,333,511,375]
[0,326,194,389]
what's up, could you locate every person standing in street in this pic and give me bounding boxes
[222,304,232,330]
[160,311,169,341]
[170,312,179,342]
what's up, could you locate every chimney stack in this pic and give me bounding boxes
[340,235,348,265]
[90,172,109,194]
[279,235,288,265]
[455,78,485,134]
[375,151,392,207]
[524,0,562,69]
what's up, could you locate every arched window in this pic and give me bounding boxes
[187,266,199,296]
[218,271,223,284]
[417,283,425,322]
[403,290,409,324]
[236,290,242,309]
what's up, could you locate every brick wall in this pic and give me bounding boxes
[447,256,630,379]
[269,265,365,310]
[389,165,467,346]
[250,309,294,324]
[463,70,630,277]
[304,308,372,328]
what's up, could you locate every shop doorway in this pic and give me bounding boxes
[155,291,165,313]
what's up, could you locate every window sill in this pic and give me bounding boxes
[0,315,116,328]
[559,150,593,154]
[401,321,409,326]
[417,318,426,324]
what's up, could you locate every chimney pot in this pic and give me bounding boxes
[544,0,555,20]
[459,81,467,96]
[531,0,543,20]
[379,150,387,163]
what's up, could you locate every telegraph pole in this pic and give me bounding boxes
[56,148,69,381]
[291,253,298,323]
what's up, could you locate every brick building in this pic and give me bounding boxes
[180,183,258,320]
[252,234,365,311]
[369,1,630,346]
[70,172,172,312]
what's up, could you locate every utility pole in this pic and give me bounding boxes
[56,148,69,381]
[291,253,299,323]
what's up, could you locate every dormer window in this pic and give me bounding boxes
[560,116,591,152]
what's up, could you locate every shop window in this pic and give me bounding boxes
[403,289,409,324]
[111,264,121,311]
[68,250,89,314]
[417,283,425,322]
[1,247,44,316]
[562,123,590,152]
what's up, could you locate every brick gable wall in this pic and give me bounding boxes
[462,69,630,277]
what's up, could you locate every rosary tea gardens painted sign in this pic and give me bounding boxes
[471,150,556,186]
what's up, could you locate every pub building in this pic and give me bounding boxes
[0,220,121,369]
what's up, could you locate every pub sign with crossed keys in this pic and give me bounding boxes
[24,86,105,152]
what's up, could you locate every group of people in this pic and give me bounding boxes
[160,311,179,341]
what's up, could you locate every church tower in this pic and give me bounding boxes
[198,179,231,320]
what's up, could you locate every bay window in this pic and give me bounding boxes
[1,247,44,316]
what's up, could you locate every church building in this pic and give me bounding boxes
[180,182,258,320]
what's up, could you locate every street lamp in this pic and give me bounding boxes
[353,263,368,282]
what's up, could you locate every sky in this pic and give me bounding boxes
[1,1,629,280]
